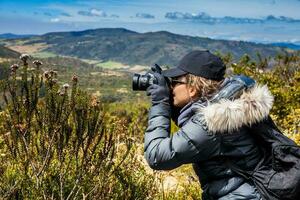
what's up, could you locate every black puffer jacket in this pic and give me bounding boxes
[144,76,273,199]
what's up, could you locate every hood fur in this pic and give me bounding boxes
[198,84,274,133]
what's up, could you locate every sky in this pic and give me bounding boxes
[1,0,300,44]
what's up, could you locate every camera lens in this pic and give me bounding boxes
[132,74,141,91]
[132,73,152,91]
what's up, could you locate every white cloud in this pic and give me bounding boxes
[165,11,300,24]
[78,8,107,17]
[90,8,107,17]
[50,18,61,23]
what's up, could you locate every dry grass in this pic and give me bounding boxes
[90,71,124,77]
[134,143,201,196]
[7,43,49,54]
[128,65,149,73]
[0,58,12,63]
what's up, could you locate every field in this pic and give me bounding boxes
[8,43,49,54]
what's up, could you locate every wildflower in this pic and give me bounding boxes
[33,60,43,68]
[15,123,26,135]
[20,54,30,64]
[72,75,78,83]
[63,83,70,90]
[10,64,19,72]
[44,71,50,79]
[50,70,58,78]
[90,95,100,107]
[90,165,95,172]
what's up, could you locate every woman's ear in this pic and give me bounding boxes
[188,87,198,99]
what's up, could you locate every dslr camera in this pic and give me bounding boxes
[132,64,168,91]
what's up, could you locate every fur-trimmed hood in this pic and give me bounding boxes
[198,84,274,133]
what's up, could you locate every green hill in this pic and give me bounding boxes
[6,28,285,66]
[0,45,20,58]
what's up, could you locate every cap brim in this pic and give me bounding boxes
[162,67,187,78]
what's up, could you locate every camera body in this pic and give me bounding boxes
[132,73,158,91]
[132,64,165,91]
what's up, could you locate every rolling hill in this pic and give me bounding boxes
[0,33,37,39]
[0,45,21,58]
[270,42,300,50]
[3,28,286,66]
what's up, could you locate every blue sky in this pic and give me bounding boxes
[1,0,300,44]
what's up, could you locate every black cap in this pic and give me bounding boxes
[163,50,226,81]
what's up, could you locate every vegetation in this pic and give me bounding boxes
[31,51,58,58]
[221,52,300,143]
[0,51,299,199]
[0,54,145,105]
[0,55,157,199]
[0,45,20,59]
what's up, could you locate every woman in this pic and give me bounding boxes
[144,50,273,199]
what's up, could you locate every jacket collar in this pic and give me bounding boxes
[197,84,274,133]
[177,98,206,127]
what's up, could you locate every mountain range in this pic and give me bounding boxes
[271,42,300,50]
[0,28,290,66]
[0,33,37,39]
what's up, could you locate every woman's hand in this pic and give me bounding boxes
[146,72,170,105]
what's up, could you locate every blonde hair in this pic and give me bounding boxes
[185,74,224,99]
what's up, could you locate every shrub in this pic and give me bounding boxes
[0,54,156,199]
[224,52,300,144]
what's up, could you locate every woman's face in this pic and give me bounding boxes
[171,76,196,108]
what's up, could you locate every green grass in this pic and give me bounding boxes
[31,51,58,58]
[4,39,26,46]
[78,59,129,69]
[96,60,129,69]
[81,58,102,65]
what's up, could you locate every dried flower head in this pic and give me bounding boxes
[72,75,78,83]
[44,71,50,79]
[33,60,43,68]
[63,83,70,89]
[49,70,57,77]
[58,90,65,96]
[90,95,100,107]
[15,123,27,135]
[10,64,19,72]
[20,54,30,64]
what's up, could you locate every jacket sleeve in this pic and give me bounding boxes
[144,103,219,170]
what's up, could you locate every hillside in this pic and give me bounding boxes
[0,45,20,58]
[0,54,140,104]
[4,28,285,66]
[0,33,36,39]
[271,42,300,50]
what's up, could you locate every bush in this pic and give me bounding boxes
[0,55,156,199]
[223,52,300,144]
